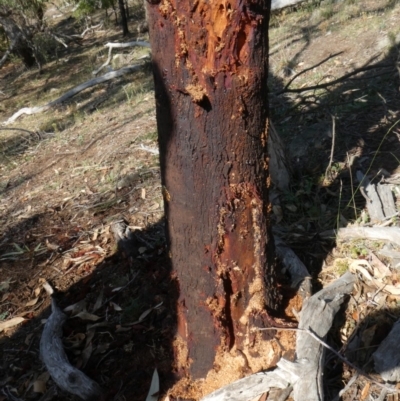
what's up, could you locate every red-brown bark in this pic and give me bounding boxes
[147,0,278,382]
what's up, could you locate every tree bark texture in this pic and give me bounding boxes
[147,0,277,381]
[0,14,36,68]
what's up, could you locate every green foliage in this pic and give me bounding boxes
[72,0,115,18]
[0,0,47,19]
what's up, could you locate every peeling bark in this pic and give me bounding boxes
[148,0,277,380]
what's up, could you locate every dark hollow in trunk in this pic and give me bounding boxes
[147,0,278,381]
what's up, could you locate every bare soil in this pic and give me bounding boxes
[1,0,400,400]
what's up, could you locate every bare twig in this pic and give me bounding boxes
[4,64,144,124]
[257,326,397,394]
[347,152,358,220]
[325,114,336,180]
[93,41,150,76]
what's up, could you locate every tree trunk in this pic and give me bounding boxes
[124,0,130,20]
[0,15,36,68]
[118,0,129,36]
[147,0,280,385]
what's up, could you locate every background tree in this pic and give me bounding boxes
[0,0,47,68]
[147,0,280,385]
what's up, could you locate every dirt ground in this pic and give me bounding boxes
[1,0,400,400]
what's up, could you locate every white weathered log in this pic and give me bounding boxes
[4,64,143,124]
[40,298,102,400]
[271,0,307,10]
[356,171,397,222]
[274,235,311,297]
[104,41,151,49]
[92,41,150,76]
[373,319,400,382]
[321,227,400,247]
[294,271,356,401]
[200,358,306,401]
[199,273,355,401]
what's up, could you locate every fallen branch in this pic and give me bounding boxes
[320,227,400,247]
[356,171,396,222]
[200,359,306,401]
[271,0,308,10]
[293,271,356,401]
[201,272,356,401]
[4,64,144,125]
[324,115,336,180]
[93,41,150,76]
[72,22,103,39]
[274,235,311,297]
[40,298,102,400]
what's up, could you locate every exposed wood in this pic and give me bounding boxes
[200,359,304,401]
[373,319,400,382]
[147,0,278,380]
[4,64,143,125]
[200,272,356,401]
[356,171,396,222]
[111,219,140,259]
[321,227,400,247]
[93,41,150,75]
[40,298,102,400]
[293,271,356,401]
[271,0,306,10]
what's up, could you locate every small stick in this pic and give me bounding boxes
[257,326,397,394]
[325,114,336,181]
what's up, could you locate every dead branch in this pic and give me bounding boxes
[93,41,150,76]
[3,64,144,125]
[201,272,356,401]
[324,115,336,181]
[321,227,400,247]
[274,235,311,297]
[40,298,102,400]
[271,0,307,10]
[373,319,400,382]
[72,22,103,39]
[292,271,356,401]
[47,32,68,48]
[200,359,306,401]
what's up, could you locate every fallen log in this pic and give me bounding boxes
[200,272,356,401]
[373,319,400,382]
[4,64,144,125]
[271,0,307,10]
[40,298,102,400]
[293,271,356,401]
[274,235,312,298]
[93,41,150,76]
[320,227,400,247]
[356,171,397,223]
